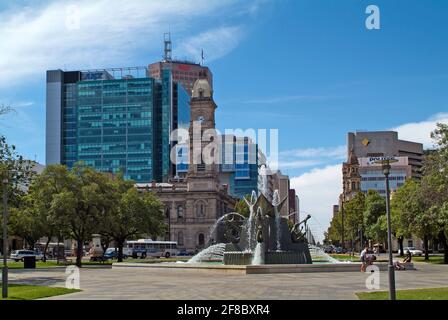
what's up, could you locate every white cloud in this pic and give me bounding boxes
[0,0,246,86]
[280,145,346,159]
[274,145,345,171]
[178,26,245,63]
[290,164,342,238]
[393,113,448,149]
[270,159,324,170]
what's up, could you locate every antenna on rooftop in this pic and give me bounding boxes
[164,32,172,62]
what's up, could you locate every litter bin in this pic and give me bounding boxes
[23,256,36,269]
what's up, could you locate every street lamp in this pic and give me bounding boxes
[2,175,8,299]
[374,157,398,301]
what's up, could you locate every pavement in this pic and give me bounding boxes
[2,262,447,300]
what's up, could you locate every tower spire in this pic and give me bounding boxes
[164,32,172,62]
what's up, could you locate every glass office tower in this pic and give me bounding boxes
[46,67,189,183]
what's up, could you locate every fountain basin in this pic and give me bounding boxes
[112,262,415,274]
[224,252,253,266]
[223,251,312,265]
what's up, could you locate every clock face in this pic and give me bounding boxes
[197,116,205,123]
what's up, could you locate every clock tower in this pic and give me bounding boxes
[187,79,219,191]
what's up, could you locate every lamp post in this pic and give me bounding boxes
[374,157,398,301]
[2,175,8,299]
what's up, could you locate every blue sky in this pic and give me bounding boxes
[1,0,447,238]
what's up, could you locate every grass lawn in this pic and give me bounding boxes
[413,256,447,265]
[357,287,448,300]
[330,254,360,262]
[0,283,80,300]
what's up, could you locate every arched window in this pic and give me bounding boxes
[196,201,206,218]
[198,233,205,246]
[178,232,184,246]
[177,206,184,219]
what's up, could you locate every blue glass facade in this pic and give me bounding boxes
[230,138,259,199]
[175,136,259,199]
[51,68,189,183]
[360,169,407,196]
[76,78,154,182]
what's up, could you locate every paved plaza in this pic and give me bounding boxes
[3,262,448,300]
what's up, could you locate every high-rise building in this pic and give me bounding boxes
[46,67,190,183]
[347,131,424,178]
[218,135,259,199]
[149,61,213,97]
[148,34,213,96]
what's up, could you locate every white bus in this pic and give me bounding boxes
[125,239,178,259]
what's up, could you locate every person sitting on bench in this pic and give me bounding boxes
[403,250,412,263]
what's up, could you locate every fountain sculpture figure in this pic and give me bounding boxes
[214,190,313,265]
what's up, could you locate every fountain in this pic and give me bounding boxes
[207,190,314,266]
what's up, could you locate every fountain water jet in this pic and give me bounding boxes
[243,190,258,252]
[251,243,264,265]
[272,190,282,252]
[187,243,227,264]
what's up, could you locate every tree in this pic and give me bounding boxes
[419,123,448,263]
[8,205,43,250]
[0,136,35,207]
[38,164,115,267]
[0,104,13,116]
[234,195,251,218]
[344,192,366,251]
[24,165,75,261]
[363,190,387,246]
[326,211,343,246]
[0,136,35,255]
[99,176,165,262]
[391,179,436,260]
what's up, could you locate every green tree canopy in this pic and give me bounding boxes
[234,195,251,218]
[99,175,166,262]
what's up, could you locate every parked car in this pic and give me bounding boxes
[334,247,346,254]
[103,248,128,260]
[404,247,423,256]
[177,249,193,256]
[10,250,45,262]
[324,246,334,254]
